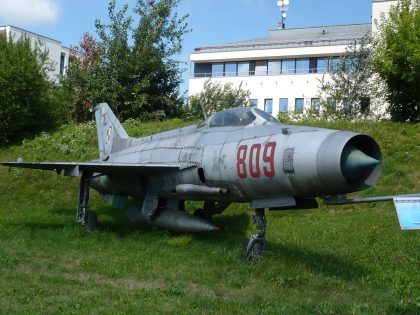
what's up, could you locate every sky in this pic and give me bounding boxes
[0,0,373,95]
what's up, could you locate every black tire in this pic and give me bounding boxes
[85,210,98,229]
[242,239,264,261]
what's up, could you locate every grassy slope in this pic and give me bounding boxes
[0,119,419,315]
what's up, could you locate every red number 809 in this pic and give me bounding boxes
[237,142,276,179]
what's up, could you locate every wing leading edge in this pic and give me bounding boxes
[0,162,195,177]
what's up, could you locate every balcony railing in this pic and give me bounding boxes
[191,67,329,78]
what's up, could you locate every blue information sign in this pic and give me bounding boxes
[393,197,420,230]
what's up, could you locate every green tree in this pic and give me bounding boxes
[64,0,189,122]
[318,37,386,119]
[0,34,56,144]
[188,79,251,119]
[372,0,419,122]
[63,33,105,122]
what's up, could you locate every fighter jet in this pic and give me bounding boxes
[1,103,415,260]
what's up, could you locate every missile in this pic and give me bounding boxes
[126,206,219,232]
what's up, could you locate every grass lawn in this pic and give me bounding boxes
[0,119,419,314]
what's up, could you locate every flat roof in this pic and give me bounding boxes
[194,23,371,54]
[0,25,62,45]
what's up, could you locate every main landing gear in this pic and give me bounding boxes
[194,203,267,260]
[76,172,97,229]
[193,201,230,222]
[242,208,267,261]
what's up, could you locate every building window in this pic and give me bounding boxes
[343,98,353,113]
[317,58,329,74]
[250,99,258,108]
[360,97,370,114]
[194,63,211,77]
[60,53,66,75]
[282,59,295,74]
[249,61,256,76]
[279,98,288,113]
[212,63,224,77]
[238,62,250,76]
[268,60,281,75]
[264,99,273,114]
[193,57,344,78]
[328,57,340,71]
[327,98,337,109]
[225,62,237,77]
[309,58,317,73]
[255,61,268,76]
[295,98,304,113]
[311,98,320,113]
[296,59,310,74]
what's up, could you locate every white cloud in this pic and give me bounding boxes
[0,0,60,26]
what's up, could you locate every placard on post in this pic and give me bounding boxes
[393,197,420,230]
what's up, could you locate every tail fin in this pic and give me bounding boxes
[92,103,129,158]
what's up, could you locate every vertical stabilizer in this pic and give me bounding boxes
[91,103,129,158]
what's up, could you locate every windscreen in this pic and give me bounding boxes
[209,107,256,127]
[253,108,279,123]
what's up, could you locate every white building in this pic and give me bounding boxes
[0,25,71,84]
[189,0,397,116]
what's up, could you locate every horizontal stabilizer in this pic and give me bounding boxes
[1,161,195,177]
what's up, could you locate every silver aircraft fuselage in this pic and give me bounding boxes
[1,104,383,236]
[90,106,382,210]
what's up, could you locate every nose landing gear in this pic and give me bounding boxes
[242,208,266,261]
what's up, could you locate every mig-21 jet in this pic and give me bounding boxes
[2,103,417,259]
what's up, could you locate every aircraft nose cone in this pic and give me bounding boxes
[341,145,381,182]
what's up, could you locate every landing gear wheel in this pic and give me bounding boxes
[242,236,265,261]
[85,210,98,229]
[242,208,267,261]
[193,202,230,223]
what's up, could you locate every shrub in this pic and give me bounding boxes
[0,34,57,144]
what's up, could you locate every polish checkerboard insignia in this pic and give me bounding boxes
[106,126,112,144]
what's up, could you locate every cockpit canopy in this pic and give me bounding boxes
[198,107,279,128]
